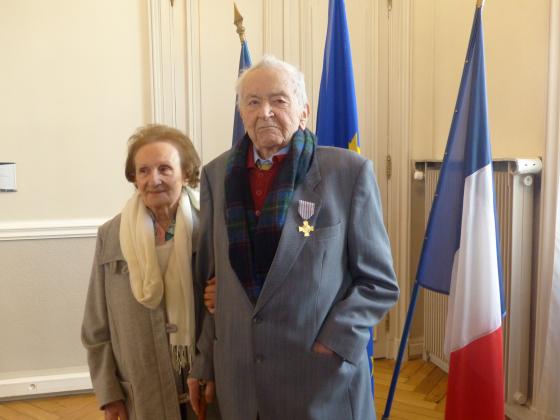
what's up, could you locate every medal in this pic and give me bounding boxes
[298,200,315,237]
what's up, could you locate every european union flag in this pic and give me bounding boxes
[317,0,372,402]
[316,0,360,153]
[232,40,252,145]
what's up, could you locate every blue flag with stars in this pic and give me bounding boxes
[316,0,373,401]
[232,40,252,145]
[316,0,360,153]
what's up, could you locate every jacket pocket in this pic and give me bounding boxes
[100,257,128,276]
[309,221,341,241]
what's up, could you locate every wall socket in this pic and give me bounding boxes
[0,162,17,192]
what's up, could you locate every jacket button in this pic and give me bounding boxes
[253,316,263,324]
[255,355,264,363]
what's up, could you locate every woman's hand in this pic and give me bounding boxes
[187,378,215,416]
[312,341,335,356]
[203,277,217,314]
[103,400,128,420]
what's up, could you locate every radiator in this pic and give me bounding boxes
[414,159,541,407]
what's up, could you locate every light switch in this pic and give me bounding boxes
[0,162,17,192]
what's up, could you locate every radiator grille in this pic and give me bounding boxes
[422,162,513,367]
[417,159,540,407]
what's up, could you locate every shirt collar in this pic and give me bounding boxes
[252,143,290,167]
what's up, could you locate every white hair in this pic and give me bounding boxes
[236,55,308,109]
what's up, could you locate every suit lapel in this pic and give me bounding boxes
[254,155,322,313]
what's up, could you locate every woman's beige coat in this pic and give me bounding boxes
[82,212,198,420]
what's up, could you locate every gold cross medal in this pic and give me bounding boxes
[298,200,315,237]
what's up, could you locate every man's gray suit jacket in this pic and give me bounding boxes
[191,145,400,420]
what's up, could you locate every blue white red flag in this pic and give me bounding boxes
[415,6,505,419]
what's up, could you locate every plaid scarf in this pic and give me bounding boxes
[225,129,316,303]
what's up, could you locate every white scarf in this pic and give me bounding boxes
[119,188,199,370]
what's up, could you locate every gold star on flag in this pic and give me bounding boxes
[348,134,361,154]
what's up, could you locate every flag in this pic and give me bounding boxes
[415,6,505,419]
[316,0,373,401]
[232,40,252,145]
[316,0,360,153]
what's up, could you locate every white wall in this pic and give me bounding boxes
[194,0,263,163]
[0,0,151,397]
[0,0,150,222]
[0,238,95,373]
[411,0,549,160]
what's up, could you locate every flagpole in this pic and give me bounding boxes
[233,3,246,43]
[382,282,421,420]
[231,2,252,145]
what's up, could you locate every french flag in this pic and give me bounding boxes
[416,6,505,420]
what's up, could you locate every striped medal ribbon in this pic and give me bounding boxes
[298,200,315,237]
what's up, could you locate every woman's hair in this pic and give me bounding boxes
[124,124,200,188]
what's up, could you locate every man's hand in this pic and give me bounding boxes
[204,277,217,314]
[103,400,128,420]
[187,378,215,416]
[312,341,335,356]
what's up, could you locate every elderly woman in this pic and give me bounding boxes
[82,124,218,420]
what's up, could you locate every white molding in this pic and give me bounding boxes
[365,0,379,163]
[148,0,183,127]
[408,337,424,358]
[389,337,402,362]
[0,219,104,241]
[283,0,289,59]
[267,0,285,58]
[0,369,91,400]
[184,0,203,157]
[506,403,539,420]
[298,0,306,69]
[284,0,301,66]
[299,0,314,130]
[148,0,165,123]
[386,0,413,360]
[363,0,390,359]
[533,0,560,415]
[427,353,449,373]
[262,0,272,53]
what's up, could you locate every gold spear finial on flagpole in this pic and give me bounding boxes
[476,0,485,8]
[234,3,246,43]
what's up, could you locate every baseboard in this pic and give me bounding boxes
[0,368,92,400]
[427,353,449,373]
[0,219,105,241]
[506,403,538,420]
[387,337,402,360]
[408,337,424,358]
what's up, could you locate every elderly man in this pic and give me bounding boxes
[188,55,399,420]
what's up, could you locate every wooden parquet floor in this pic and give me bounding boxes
[0,359,446,419]
[375,359,447,420]
[0,394,102,420]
